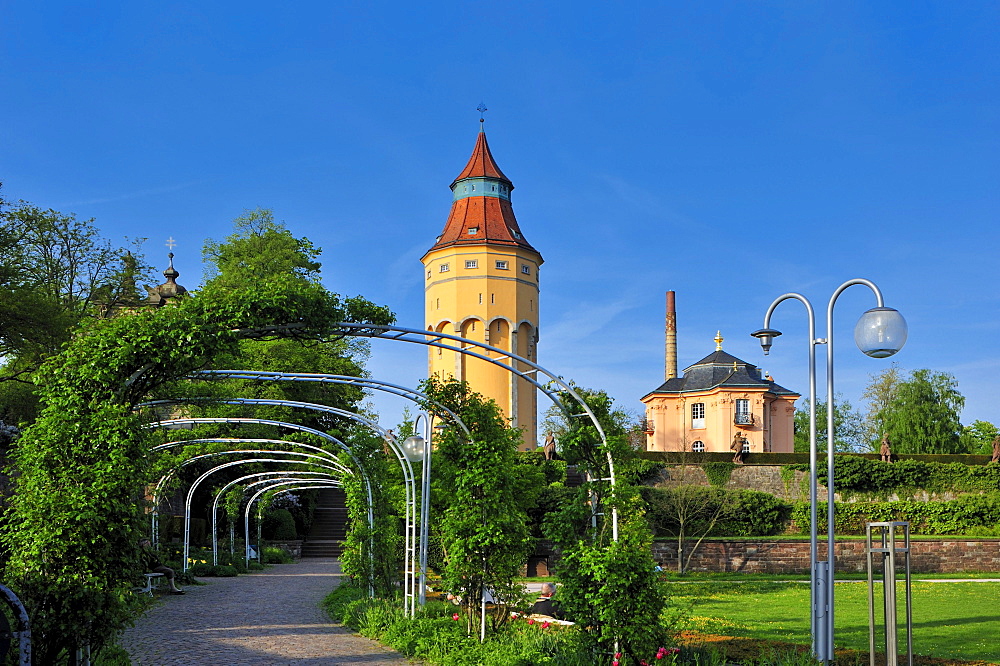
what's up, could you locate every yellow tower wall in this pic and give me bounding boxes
[423,244,541,450]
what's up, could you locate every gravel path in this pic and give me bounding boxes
[121,558,415,665]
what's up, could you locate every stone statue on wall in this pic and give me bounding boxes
[731,432,747,464]
[543,432,556,460]
[880,434,892,463]
[991,435,1000,464]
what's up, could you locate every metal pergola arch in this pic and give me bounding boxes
[188,372,473,438]
[209,470,338,565]
[147,449,348,570]
[146,407,423,611]
[327,322,620,538]
[239,478,343,567]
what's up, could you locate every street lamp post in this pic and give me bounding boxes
[402,413,434,607]
[752,278,907,662]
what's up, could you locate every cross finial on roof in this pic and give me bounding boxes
[166,237,177,251]
[477,102,488,125]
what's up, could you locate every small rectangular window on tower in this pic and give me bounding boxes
[521,264,530,275]
[465,260,478,269]
[495,260,508,270]
[439,263,450,273]
[468,227,479,235]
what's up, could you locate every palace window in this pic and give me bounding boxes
[465,260,478,269]
[692,441,705,453]
[691,403,705,429]
[742,440,751,453]
[439,263,450,272]
[521,264,531,275]
[496,260,509,270]
[735,399,752,425]
[468,227,479,235]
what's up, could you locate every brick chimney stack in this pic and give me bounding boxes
[665,290,678,380]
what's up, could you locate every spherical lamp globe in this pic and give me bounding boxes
[854,307,907,358]
[401,435,425,462]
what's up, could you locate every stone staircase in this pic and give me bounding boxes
[565,465,585,487]
[301,488,349,557]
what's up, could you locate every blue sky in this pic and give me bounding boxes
[2,2,998,436]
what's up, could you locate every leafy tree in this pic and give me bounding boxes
[192,209,373,434]
[203,207,321,289]
[542,386,669,662]
[960,420,998,456]
[419,376,534,633]
[793,395,866,452]
[1,213,393,662]
[0,201,151,423]
[642,467,733,573]
[861,363,904,446]
[874,369,965,454]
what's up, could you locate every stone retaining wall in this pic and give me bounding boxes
[651,539,1000,574]
[649,465,964,502]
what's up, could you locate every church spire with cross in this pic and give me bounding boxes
[421,109,543,450]
[147,237,187,306]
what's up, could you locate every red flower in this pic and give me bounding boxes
[452,613,459,621]
[527,618,535,625]
[542,621,550,629]
[615,654,622,659]
[612,661,619,666]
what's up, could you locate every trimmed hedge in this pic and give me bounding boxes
[790,492,1000,535]
[828,457,1000,496]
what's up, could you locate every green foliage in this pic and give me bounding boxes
[203,208,321,288]
[828,456,1000,497]
[872,368,966,454]
[189,562,212,576]
[792,395,865,452]
[262,546,294,564]
[960,420,999,456]
[0,213,394,662]
[324,581,649,666]
[702,462,736,487]
[643,487,790,538]
[262,508,298,540]
[209,565,239,577]
[339,427,403,596]
[790,492,1000,535]
[541,386,669,661]
[420,377,534,631]
[0,202,153,423]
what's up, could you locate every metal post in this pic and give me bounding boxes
[416,413,433,606]
[866,522,913,666]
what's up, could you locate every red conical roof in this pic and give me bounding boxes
[451,130,511,186]
[425,130,539,257]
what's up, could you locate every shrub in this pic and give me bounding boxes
[703,462,737,488]
[642,486,791,537]
[263,508,298,540]
[189,562,212,577]
[209,565,238,577]
[829,456,1000,497]
[790,491,1000,534]
[263,546,293,564]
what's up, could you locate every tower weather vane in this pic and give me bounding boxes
[477,102,487,123]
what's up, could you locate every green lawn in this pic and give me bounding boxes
[670,580,999,663]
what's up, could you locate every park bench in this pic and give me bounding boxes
[134,572,164,596]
